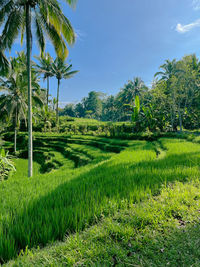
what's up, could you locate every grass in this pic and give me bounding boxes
[5,179,200,266]
[12,159,41,178]
[0,135,200,264]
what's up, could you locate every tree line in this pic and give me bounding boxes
[60,54,200,132]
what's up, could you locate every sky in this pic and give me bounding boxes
[5,0,200,106]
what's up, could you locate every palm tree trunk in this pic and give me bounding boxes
[47,76,49,106]
[56,78,60,130]
[26,3,33,177]
[178,102,183,132]
[170,105,174,131]
[14,128,17,154]
[14,107,17,154]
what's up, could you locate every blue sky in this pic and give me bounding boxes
[6,0,200,106]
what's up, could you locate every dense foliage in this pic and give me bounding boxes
[0,2,200,266]
[60,55,200,132]
[0,137,15,181]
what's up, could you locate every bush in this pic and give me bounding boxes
[0,148,15,181]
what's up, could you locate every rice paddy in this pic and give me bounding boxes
[1,134,200,265]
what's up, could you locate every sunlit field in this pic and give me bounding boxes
[1,1,200,265]
[1,134,200,265]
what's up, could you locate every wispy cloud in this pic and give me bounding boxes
[192,0,200,10]
[75,29,87,41]
[176,18,200,33]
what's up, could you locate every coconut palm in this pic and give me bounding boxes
[35,53,54,105]
[155,59,185,131]
[51,57,78,128]
[0,56,43,154]
[118,77,147,106]
[0,0,77,177]
[154,59,178,81]
[0,37,9,76]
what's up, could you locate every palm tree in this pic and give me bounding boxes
[155,59,178,82]
[155,59,184,131]
[119,77,147,106]
[51,57,78,128]
[0,37,9,76]
[0,56,43,154]
[35,53,53,106]
[0,0,77,177]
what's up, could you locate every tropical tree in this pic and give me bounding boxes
[51,57,78,128]
[35,53,53,106]
[155,59,183,130]
[33,105,56,132]
[118,77,147,106]
[59,103,76,117]
[82,91,103,120]
[155,59,178,82]
[102,95,117,121]
[0,42,9,76]
[75,102,85,118]
[0,55,43,154]
[0,0,77,177]
[115,77,147,121]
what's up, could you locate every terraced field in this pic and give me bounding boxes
[9,134,128,176]
[1,134,200,265]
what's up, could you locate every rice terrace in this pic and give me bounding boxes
[1,1,200,266]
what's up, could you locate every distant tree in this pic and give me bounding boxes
[115,77,148,121]
[155,59,183,131]
[75,102,85,118]
[35,53,53,106]
[59,103,76,117]
[118,77,148,106]
[51,57,78,128]
[102,95,117,121]
[155,59,178,82]
[82,91,102,119]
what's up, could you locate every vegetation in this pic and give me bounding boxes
[5,179,200,266]
[0,52,43,154]
[60,55,200,133]
[0,0,76,177]
[51,57,78,128]
[0,136,15,181]
[0,1,200,266]
[0,135,200,264]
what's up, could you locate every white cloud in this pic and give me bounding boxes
[75,29,87,41]
[176,19,200,33]
[192,0,200,10]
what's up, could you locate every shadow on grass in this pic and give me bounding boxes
[0,139,200,263]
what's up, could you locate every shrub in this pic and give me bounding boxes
[0,148,15,181]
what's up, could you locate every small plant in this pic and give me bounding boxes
[0,148,16,181]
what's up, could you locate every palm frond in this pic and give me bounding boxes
[1,8,24,49]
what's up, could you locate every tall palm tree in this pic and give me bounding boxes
[51,57,78,128]
[155,59,184,131]
[35,53,53,106]
[0,0,77,177]
[0,56,43,154]
[0,37,9,76]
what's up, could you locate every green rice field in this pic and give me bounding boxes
[1,134,200,265]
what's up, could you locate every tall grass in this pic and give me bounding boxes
[0,137,199,263]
